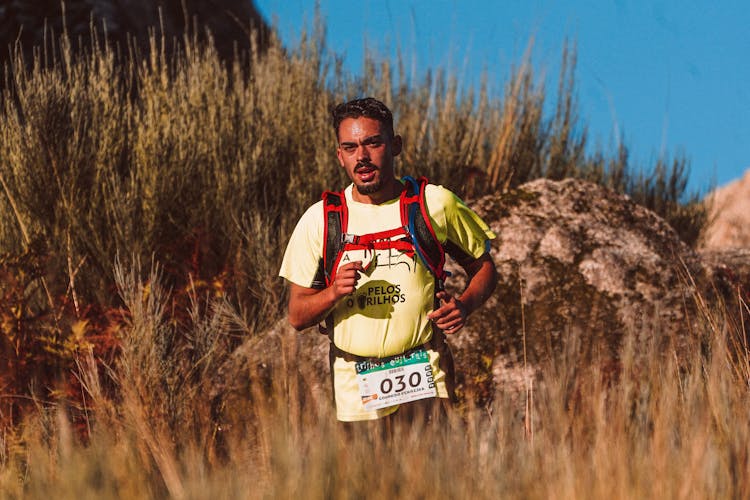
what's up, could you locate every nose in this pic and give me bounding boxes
[356,143,370,161]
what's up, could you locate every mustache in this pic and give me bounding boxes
[355,162,377,171]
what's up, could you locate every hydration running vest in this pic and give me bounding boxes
[312,176,449,294]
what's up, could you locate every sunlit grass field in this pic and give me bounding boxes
[3,265,748,498]
[0,22,742,498]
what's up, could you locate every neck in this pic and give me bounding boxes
[352,177,403,205]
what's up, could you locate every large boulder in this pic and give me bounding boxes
[446,178,707,403]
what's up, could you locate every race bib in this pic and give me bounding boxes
[355,347,437,411]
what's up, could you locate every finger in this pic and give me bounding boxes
[339,265,362,278]
[436,303,461,320]
[439,315,464,329]
[438,306,466,324]
[436,318,462,333]
[427,308,444,320]
[338,270,361,282]
[428,297,451,317]
[436,314,459,328]
[334,271,361,291]
[336,262,361,281]
[338,275,360,288]
[337,279,357,290]
[428,303,455,320]
[345,260,364,271]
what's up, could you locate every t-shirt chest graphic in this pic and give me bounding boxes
[331,198,436,358]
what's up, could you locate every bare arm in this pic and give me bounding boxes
[287,261,364,331]
[427,252,497,334]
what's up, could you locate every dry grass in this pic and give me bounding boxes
[0,266,748,499]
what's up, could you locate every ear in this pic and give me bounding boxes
[392,134,402,156]
[336,147,345,166]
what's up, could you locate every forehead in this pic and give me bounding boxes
[337,117,388,141]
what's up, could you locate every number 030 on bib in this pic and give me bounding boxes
[355,348,438,411]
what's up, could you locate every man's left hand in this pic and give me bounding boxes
[428,291,468,334]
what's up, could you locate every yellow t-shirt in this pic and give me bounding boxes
[279,182,495,421]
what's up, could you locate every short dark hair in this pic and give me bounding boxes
[331,97,394,139]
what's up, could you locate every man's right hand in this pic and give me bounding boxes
[331,261,364,299]
[287,261,363,331]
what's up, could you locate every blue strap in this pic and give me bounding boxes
[401,176,447,288]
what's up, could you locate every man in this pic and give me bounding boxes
[279,97,497,423]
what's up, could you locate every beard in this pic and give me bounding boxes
[353,163,382,194]
[356,176,382,194]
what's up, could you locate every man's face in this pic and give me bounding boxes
[336,117,402,197]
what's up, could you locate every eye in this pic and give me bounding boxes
[341,144,357,153]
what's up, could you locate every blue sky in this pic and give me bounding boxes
[254,1,749,194]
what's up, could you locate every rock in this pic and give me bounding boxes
[446,178,707,404]
[702,169,750,250]
[210,318,332,419]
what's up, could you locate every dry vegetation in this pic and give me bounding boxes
[1,264,748,499]
[0,21,739,499]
